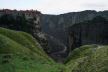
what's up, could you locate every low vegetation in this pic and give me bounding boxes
[0,27,108,72]
[64,45,108,72]
[0,27,63,72]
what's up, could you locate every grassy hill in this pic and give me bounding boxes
[0,27,108,72]
[64,45,108,72]
[0,27,63,72]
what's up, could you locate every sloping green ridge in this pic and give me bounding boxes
[64,45,108,72]
[0,27,108,72]
[0,27,62,72]
[0,27,50,60]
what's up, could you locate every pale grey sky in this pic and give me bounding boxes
[0,0,108,14]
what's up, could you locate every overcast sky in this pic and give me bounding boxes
[0,0,108,14]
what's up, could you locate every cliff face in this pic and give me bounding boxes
[68,16,108,50]
[41,10,108,58]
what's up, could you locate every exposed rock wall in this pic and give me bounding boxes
[68,16,108,50]
[41,10,108,61]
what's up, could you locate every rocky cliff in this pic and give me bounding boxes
[68,16,108,51]
[41,10,108,60]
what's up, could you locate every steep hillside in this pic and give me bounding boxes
[0,27,63,72]
[0,10,48,59]
[41,10,108,59]
[0,27,107,72]
[64,45,108,72]
[1,10,108,62]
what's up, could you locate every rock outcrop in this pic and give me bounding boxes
[68,16,108,50]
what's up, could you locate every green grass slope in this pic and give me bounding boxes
[64,45,108,72]
[0,27,63,72]
[0,27,108,72]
